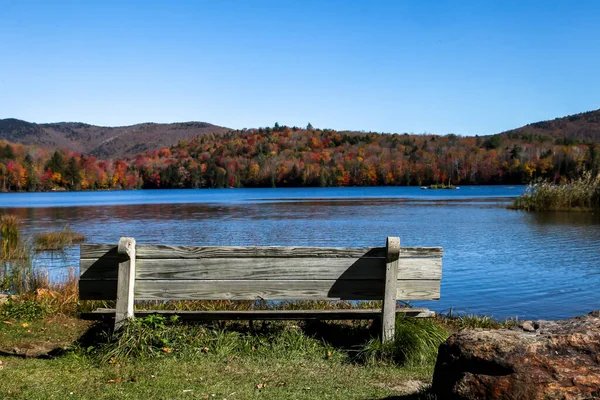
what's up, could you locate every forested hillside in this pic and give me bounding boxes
[501,109,600,143]
[0,119,229,158]
[0,122,598,192]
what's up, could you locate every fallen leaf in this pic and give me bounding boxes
[276,382,287,387]
[201,347,209,353]
[108,358,117,364]
[3,321,13,326]
[161,347,172,354]
[255,383,265,390]
[21,323,29,328]
[107,378,122,383]
[303,387,311,390]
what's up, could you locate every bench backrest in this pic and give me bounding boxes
[79,240,442,302]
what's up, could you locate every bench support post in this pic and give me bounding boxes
[382,237,400,343]
[115,237,136,331]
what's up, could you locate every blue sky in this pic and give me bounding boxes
[1,0,599,135]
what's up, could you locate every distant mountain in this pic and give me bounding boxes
[0,119,229,158]
[2,109,600,160]
[499,109,600,143]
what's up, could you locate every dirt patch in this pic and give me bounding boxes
[0,315,96,357]
[0,341,68,358]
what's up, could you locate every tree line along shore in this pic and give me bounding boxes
[0,123,598,192]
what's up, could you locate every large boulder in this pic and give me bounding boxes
[431,311,600,399]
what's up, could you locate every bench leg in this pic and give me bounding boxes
[382,237,400,343]
[115,237,136,331]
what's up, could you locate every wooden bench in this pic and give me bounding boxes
[79,237,442,342]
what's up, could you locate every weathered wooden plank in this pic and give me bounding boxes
[396,280,440,300]
[80,257,441,281]
[81,243,442,260]
[81,308,435,321]
[115,237,136,330]
[135,279,439,301]
[382,237,400,343]
[80,244,119,259]
[79,279,440,301]
[134,279,384,300]
[81,257,383,280]
[397,258,442,279]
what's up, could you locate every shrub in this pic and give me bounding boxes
[0,297,50,321]
[511,171,600,211]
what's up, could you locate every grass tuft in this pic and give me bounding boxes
[0,215,19,259]
[33,226,85,251]
[92,315,334,364]
[438,309,518,330]
[511,171,600,211]
[358,316,449,367]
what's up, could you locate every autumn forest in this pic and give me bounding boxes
[0,123,599,192]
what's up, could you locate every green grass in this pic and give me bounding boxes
[437,310,519,330]
[358,316,449,367]
[0,354,432,399]
[0,297,50,321]
[511,171,600,211]
[0,313,441,399]
[1,295,523,399]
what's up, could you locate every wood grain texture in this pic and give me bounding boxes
[79,257,441,281]
[81,308,435,321]
[80,243,442,260]
[79,279,440,301]
[114,237,136,330]
[382,237,400,343]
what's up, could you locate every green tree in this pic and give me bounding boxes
[64,157,82,190]
[45,151,66,175]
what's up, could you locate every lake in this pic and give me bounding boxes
[1,186,599,321]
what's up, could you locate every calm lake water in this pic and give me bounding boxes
[1,186,599,321]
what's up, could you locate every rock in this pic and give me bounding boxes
[520,320,538,332]
[432,311,600,400]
